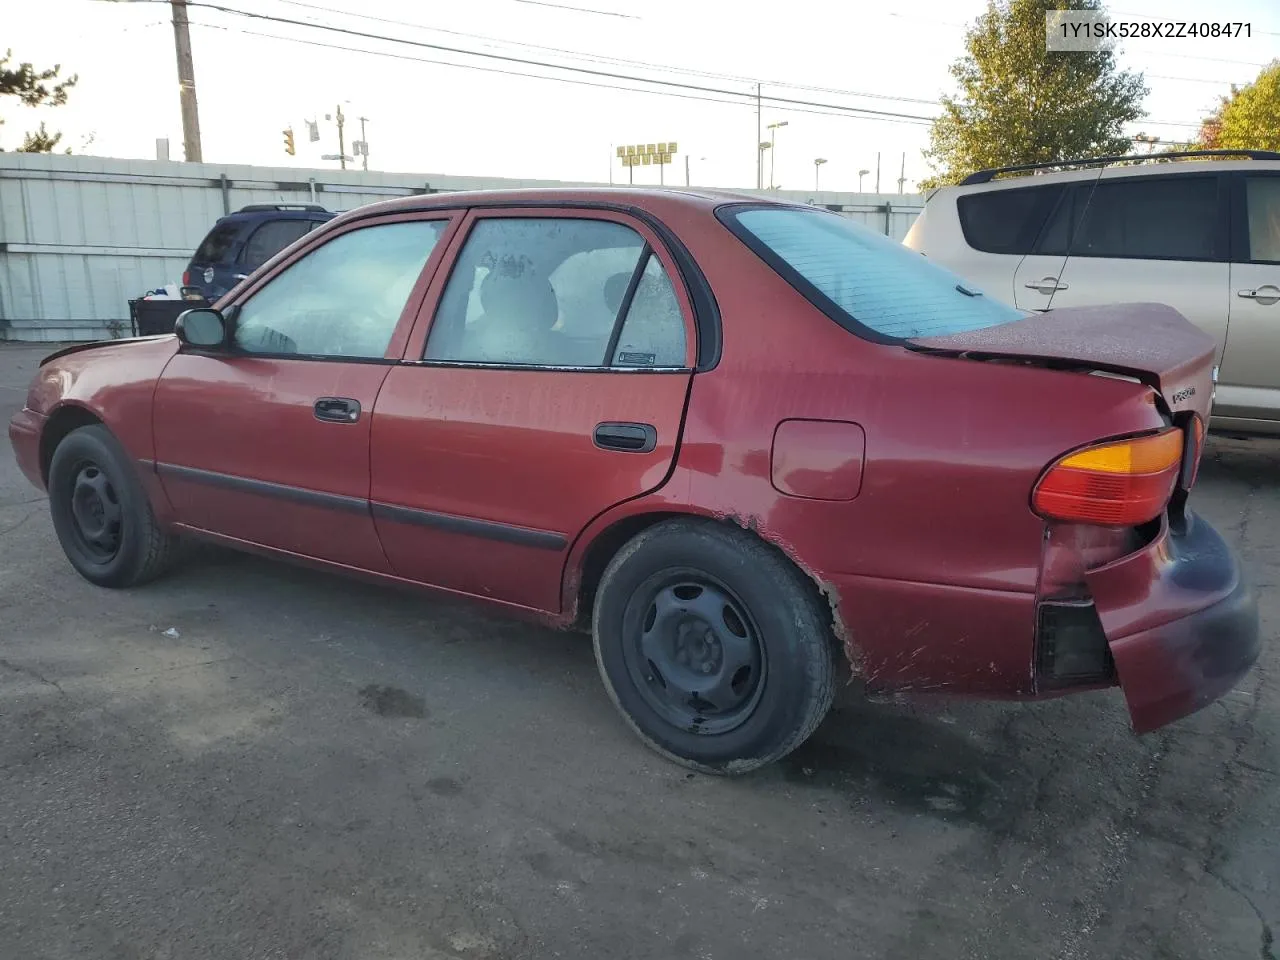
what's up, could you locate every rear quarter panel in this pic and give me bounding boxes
[592,198,1168,694]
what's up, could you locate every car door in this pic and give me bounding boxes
[369,208,695,612]
[1012,173,1231,367]
[1218,172,1280,422]
[153,212,455,570]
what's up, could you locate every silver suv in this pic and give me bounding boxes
[904,150,1280,435]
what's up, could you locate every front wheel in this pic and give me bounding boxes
[592,519,836,774]
[48,424,180,588]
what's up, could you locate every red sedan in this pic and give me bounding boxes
[8,188,1260,773]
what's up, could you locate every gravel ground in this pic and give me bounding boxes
[0,341,1275,960]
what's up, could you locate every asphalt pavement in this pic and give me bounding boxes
[0,341,1276,960]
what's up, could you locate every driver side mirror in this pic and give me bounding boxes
[174,308,228,349]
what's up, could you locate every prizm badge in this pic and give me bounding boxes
[1171,385,1197,404]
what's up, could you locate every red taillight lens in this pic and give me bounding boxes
[1032,429,1184,526]
[182,269,190,286]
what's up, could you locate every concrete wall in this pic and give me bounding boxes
[0,153,924,341]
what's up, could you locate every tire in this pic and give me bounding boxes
[592,518,836,775]
[47,424,180,588]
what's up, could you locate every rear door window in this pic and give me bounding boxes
[192,221,239,263]
[424,217,688,367]
[241,219,315,271]
[1243,176,1280,263]
[722,205,1023,340]
[957,185,1060,254]
[1036,175,1223,260]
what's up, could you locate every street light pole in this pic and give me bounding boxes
[335,104,346,171]
[755,83,762,190]
[858,168,870,192]
[358,115,369,171]
[813,157,827,191]
[766,121,788,189]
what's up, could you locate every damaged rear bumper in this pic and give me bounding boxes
[1085,510,1260,733]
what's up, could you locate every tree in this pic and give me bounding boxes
[0,49,77,153]
[922,0,1147,187]
[19,122,63,153]
[1196,61,1280,152]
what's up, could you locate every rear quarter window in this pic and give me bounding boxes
[957,185,1060,254]
[192,221,240,263]
[721,205,1024,340]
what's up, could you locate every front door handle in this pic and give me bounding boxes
[314,397,361,423]
[1025,277,1068,294]
[1238,285,1280,306]
[594,422,657,453]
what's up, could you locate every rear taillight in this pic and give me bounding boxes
[182,269,190,286]
[1032,429,1184,526]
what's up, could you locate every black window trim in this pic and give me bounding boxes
[340,198,721,372]
[714,201,906,346]
[418,215,695,373]
[1231,170,1280,266]
[604,244,652,366]
[1029,171,1232,264]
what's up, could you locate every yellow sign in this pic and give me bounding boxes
[668,141,678,153]
[616,146,625,158]
[663,153,673,164]
[642,154,652,165]
[646,143,656,154]
[657,142,668,153]
[626,145,636,156]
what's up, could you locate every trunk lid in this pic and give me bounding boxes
[907,302,1216,422]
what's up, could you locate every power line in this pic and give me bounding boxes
[104,0,944,123]
[189,20,936,126]
[260,0,945,108]
[512,0,637,18]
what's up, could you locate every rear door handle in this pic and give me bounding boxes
[1025,277,1068,294]
[1238,285,1280,306]
[314,397,361,423]
[593,422,657,453]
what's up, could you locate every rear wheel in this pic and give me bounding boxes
[592,519,836,774]
[48,425,180,588]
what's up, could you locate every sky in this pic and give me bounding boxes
[4,0,1279,193]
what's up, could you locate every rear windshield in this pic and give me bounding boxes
[193,221,240,263]
[721,205,1024,340]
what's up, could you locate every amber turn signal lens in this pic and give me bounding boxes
[1033,429,1184,526]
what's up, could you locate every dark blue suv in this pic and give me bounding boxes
[184,203,335,302]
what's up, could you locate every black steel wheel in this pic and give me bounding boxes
[65,459,124,563]
[48,424,180,588]
[622,571,766,736]
[593,518,837,775]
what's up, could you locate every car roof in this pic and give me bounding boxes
[328,186,784,227]
[938,156,1280,195]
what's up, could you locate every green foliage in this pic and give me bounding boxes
[1197,61,1280,152]
[0,49,77,153]
[922,0,1146,187]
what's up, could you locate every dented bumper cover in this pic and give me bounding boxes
[1085,510,1260,734]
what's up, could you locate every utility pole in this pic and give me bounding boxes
[685,154,690,186]
[755,83,762,190]
[897,152,906,194]
[358,115,369,171]
[336,104,347,171]
[170,0,203,162]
